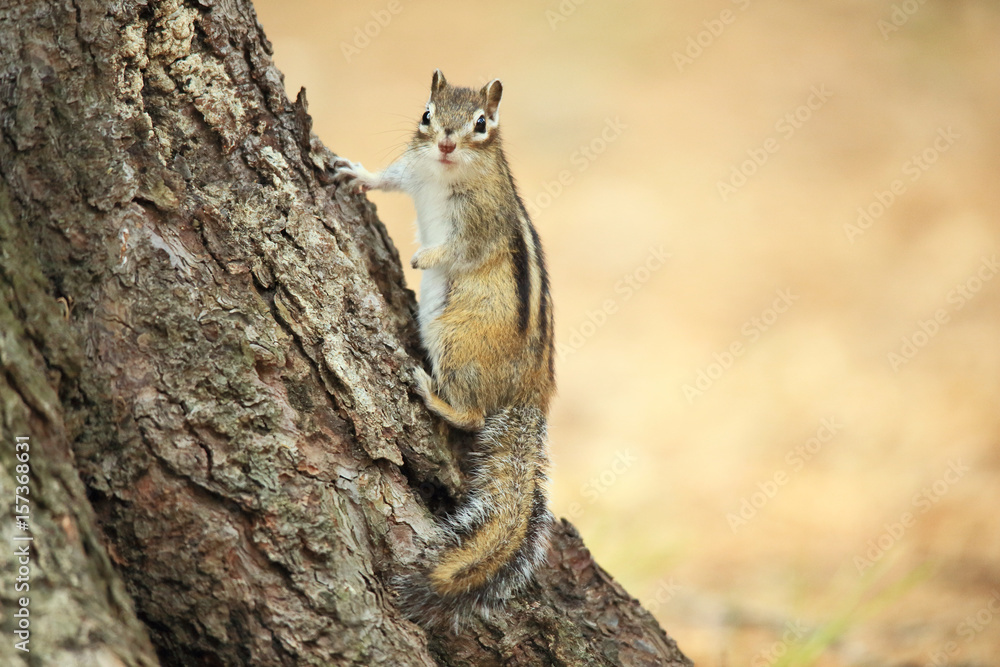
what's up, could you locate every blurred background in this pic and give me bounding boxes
[253,1,1000,664]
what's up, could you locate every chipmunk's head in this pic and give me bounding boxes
[413,70,503,176]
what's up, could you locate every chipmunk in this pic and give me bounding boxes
[333,70,555,629]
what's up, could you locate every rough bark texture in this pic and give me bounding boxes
[0,1,691,665]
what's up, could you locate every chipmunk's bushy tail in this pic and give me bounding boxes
[395,406,552,630]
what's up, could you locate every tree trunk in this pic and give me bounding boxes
[0,1,691,665]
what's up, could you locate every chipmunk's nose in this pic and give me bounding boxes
[438,138,456,155]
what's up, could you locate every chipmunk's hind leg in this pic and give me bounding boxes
[413,367,486,432]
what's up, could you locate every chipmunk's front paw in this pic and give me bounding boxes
[412,367,434,402]
[411,246,444,270]
[332,158,374,194]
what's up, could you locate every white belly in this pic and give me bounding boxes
[412,183,452,247]
[408,179,454,372]
[418,268,448,371]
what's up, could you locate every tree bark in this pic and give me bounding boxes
[0,1,691,665]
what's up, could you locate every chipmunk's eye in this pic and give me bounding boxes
[421,111,431,125]
[474,115,486,133]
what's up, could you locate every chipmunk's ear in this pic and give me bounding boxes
[431,69,447,93]
[482,78,502,121]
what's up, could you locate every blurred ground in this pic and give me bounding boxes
[253,1,1000,664]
